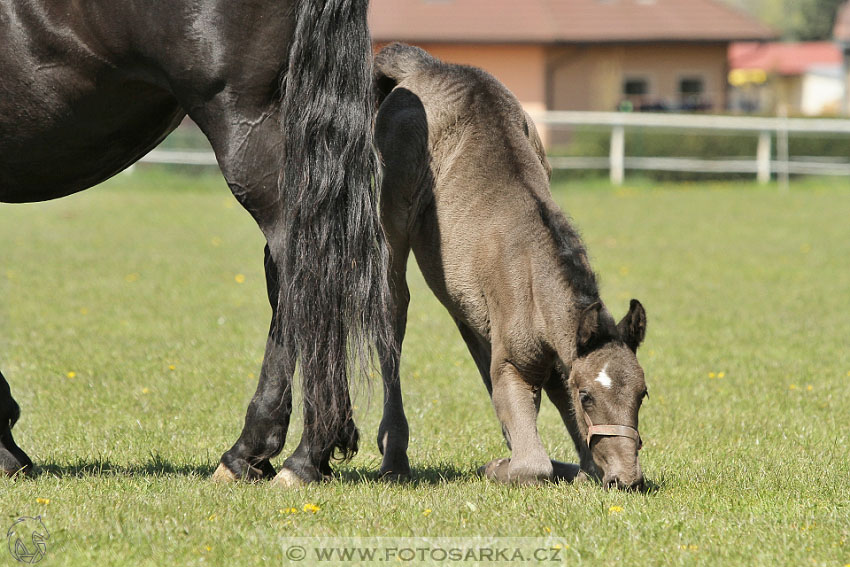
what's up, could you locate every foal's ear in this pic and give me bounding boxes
[577,302,603,351]
[617,299,647,352]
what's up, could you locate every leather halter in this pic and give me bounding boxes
[583,411,642,451]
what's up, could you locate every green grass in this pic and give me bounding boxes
[1,169,849,566]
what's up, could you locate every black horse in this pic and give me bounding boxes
[0,0,391,485]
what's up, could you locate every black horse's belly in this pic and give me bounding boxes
[0,82,184,203]
[0,2,187,203]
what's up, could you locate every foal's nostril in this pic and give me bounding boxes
[603,474,645,492]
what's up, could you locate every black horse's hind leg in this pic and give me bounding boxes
[0,371,32,476]
[213,246,292,482]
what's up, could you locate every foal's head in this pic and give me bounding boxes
[567,299,648,491]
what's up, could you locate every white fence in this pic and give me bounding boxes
[139,112,850,187]
[534,111,850,187]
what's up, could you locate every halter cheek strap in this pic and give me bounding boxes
[583,411,642,451]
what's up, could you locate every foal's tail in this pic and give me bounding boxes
[374,42,438,104]
[279,0,391,462]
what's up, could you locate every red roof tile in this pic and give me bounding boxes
[369,0,776,43]
[729,42,843,75]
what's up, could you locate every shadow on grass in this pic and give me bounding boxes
[33,454,216,479]
[333,464,472,486]
[30,456,667,493]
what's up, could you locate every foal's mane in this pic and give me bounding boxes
[531,194,601,309]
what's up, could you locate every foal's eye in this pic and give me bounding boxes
[579,390,593,405]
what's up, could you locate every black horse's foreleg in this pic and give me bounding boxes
[214,246,293,482]
[0,370,32,476]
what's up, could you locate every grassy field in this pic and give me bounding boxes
[1,169,848,566]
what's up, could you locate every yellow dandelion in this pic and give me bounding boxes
[208,514,217,522]
[280,507,299,515]
[141,387,151,394]
[806,385,813,391]
[234,274,246,284]
[789,384,798,390]
[36,498,50,505]
[423,509,432,517]
[717,372,725,379]
[543,526,551,534]
[708,372,716,379]
[608,506,623,514]
[168,364,176,371]
[302,503,321,513]
[66,371,76,379]
[205,546,212,552]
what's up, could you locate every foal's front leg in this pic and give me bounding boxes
[484,356,553,484]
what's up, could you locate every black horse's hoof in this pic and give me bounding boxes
[212,457,275,483]
[0,431,33,478]
[0,447,33,478]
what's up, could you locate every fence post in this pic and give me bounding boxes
[756,131,771,184]
[610,125,625,186]
[777,106,790,192]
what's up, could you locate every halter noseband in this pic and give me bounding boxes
[583,411,642,451]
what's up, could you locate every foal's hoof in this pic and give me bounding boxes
[271,467,310,488]
[478,457,554,485]
[478,457,511,483]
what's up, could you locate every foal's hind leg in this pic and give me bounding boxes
[214,246,293,482]
[0,371,32,476]
[375,239,412,481]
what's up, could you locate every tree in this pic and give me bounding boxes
[722,0,845,40]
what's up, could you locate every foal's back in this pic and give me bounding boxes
[375,43,558,336]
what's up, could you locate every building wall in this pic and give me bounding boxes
[547,43,729,112]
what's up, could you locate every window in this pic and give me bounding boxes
[623,78,649,96]
[678,76,708,110]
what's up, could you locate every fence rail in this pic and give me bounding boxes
[139,112,850,186]
[534,111,850,187]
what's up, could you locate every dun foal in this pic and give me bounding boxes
[374,44,649,489]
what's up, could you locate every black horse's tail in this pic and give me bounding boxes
[279,0,391,462]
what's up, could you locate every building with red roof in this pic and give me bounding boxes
[729,42,845,115]
[370,0,775,117]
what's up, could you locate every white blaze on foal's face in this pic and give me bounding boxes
[595,363,613,389]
